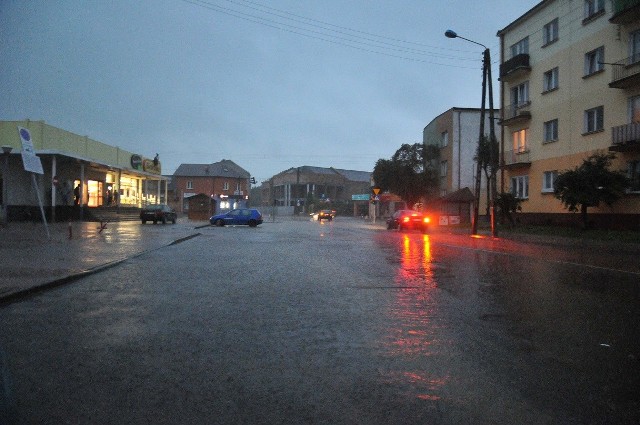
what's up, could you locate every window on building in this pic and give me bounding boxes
[584,106,604,133]
[223,182,229,191]
[441,131,449,148]
[511,175,529,199]
[628,161,640,192]
[629,96,640,123]
[512,129,528,153]
[440,160,448,177]
[543,18,559,46]
[236,182,241,191]
[542,171,558,193]
[186,181,193,189]
[630,30,640,64]
[510,37,529,58]
[543,67,559,92]
[584,0,604,20]
[511,81,529,108]
[543,119,558,143]
[584,47,604,76]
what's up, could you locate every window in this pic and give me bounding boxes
[584,0,604,20]
[440,160,448,177]
[512,129,528,153]
[628,161,640,192]
[510,37,529,58]
[630,30,640,64]
[511,81,529,107]
[543,119,558,143]
[629,96,640,123]
[584,47,604,76]
[542,171,558,193]
[236,182,241,191]
[511,175,529,199]
[186,181,193,189]
[543,19,559,46]
[543,67,559,92]
[440,131,448,148]
[223,182,229,191]
[584,106,604,133]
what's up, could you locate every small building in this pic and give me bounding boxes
[187,193,215,221]
[173,160,251,214]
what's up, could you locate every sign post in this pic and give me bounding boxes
[18,127,50,239]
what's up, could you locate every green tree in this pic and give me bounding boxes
[554,151,630,229]
[475,134,499,216]
[372,143,438,207]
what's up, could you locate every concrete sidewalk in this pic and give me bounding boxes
[0,220,204,304]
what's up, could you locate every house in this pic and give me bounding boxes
[497,0,640,228]
[173,159,251,214]
[423,107,501,224]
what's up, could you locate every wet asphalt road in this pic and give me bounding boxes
[1,218,639,424]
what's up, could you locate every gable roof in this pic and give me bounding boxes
[274,165,371,182]
[173,159,250,178]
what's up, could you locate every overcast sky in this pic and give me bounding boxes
[0,0,539,182]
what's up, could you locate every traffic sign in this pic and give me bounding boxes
[18,126,44,174]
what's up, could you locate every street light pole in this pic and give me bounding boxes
[445,30,498,237]
[2,146,13,224]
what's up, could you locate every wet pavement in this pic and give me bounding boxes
[0,219,204,304]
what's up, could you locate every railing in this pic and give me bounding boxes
[502,101,531,122]
[610,0,640,23]
[503,149,531,166]
[612,122,640,145]
[499,54,531,78]
[610,56,640,88]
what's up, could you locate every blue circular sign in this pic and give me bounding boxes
[20,128,31,141]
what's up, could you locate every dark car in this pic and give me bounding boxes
[210,208,263,227]
[317,209,335,221]
[386,209,430,232]
[140,204,177,224]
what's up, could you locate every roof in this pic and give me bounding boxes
[173,159,250,178]
[273,166,371,182]
[440,187,475,203]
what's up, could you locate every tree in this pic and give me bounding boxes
[554,151,630,229]
[372,143,438,208]
[475,134,499,216]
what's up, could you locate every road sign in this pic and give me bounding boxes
[18,126,44,174]
[351,194,370,201]
[372,187,381,195]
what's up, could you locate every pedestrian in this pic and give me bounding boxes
[73,184,80,205]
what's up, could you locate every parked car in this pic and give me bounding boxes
[317,209,335,221]
[140,204,177,224]
[386,209,430,232]
[210,208,263,227]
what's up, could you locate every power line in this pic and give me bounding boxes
[179,0,484,69]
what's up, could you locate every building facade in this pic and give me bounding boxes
[423,107,501,222]
[172,160,251,214]
[498,0,640,227]
[259,166,371,215]
[0,120,166,222]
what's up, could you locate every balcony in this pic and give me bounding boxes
[500,102,531,125]
[610,0,640,24]
[608,56,640,89]
[609,54,640,89]
[610,122,640,152]
[499,54,531,80]
[503,149,531,167]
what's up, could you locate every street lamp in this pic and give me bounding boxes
[2,145,13,224]
[445,29,498,237]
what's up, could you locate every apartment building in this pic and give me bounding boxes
[498,0,640,227]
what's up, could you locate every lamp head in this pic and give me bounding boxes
[445,30,458,39]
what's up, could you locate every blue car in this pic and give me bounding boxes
[210,208,263,227]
